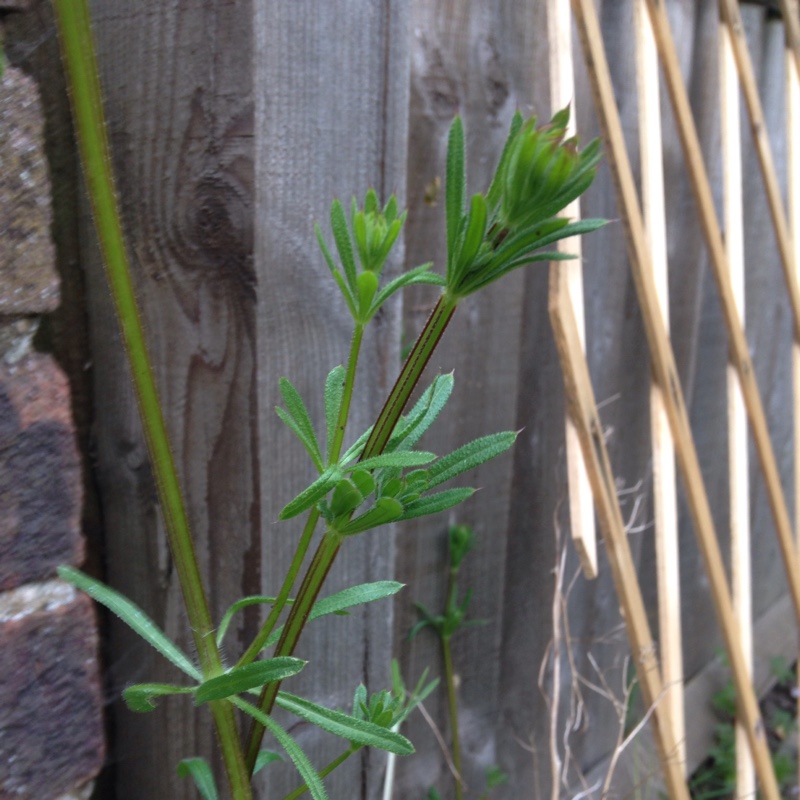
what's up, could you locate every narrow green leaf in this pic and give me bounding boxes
[338,497,404,536]
[331,269,358,318]
[313,581,403,617]
[370,262,445,317]
[254,750,283,775]
[426,431,517,489]
[496,217,605,268]
[393,668,439,726]
[340,426,372,465]
[233,697,329,800]
[354,451,436,472]
[58,566,201,680]
[324,366,346,463]
[352,208,369,269]
[452,193,488,287]
[276,692,414,755]
[329,478,364,517]
[279,466,341,520]
[501,251,577,272]
[278,378,324,472]
[445,116,466,281]
[397,488,476,521]
[330,199,357,292]
[488,217,569,268]
[216,594,281,647]
[349,469,375,497]
[459,252,575,297]
[372,216,405,271]
[195,658,306,704]
[357,270,379,318]
[315,223,340,279]
[486,111,524,210]
[123,682,196,713]
[387,373,454,452]
[177,758,219,800]
[263,582,403,650]
[352,684,368,720]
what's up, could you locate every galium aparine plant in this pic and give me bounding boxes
[54,5,604,795]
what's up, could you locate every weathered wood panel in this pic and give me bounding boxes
[394,3,548,796]
[84,2,257,798]
[252,2,411,797]
[10,0,795,797]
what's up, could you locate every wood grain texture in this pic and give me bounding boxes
[394,4,527,795]
[84,2,257,798]
[31,0,797,797]
[253,2,410,797]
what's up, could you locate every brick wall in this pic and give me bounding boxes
[0,58,104,799]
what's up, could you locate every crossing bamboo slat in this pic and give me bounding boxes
[571,0,781,794]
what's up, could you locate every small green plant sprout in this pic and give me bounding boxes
[316,190,445,326]
[479,765,509,799]
[411,524,488,800]
[688,655,798,799]
[443,107,603,302]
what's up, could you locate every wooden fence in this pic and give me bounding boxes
[6,0,799,797]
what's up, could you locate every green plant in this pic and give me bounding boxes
[409,525,510,800]
[53,2,604,797]
[479,765,509,799]
[689,657,798,799]
[411,524,486,800]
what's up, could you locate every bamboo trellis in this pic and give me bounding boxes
[549,0,800,795]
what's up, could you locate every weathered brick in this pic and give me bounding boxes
[0,580,104,799]
[0,354,83,591]
[0,66,59,314]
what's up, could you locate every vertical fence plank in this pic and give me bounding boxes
[634,0,685,769]
[84,2,257,797]
[547,0,598,579]
[56,2,800,797]
[787,2,800,786]
[549,271,689,799]
[253,2,410,797]
[719,0,800,321]
[720,21,755,797]
[395,5,533,794]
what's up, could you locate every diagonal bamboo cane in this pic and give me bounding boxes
[570,0,781,795]
[641,0,800,629]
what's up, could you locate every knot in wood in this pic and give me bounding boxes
[187,178,255,303]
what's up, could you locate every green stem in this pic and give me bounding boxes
[244,529,343,771]
[237,324,364,668]
[442,636,464,800]
[53,3,250,796]
[236,508,320,668]
[443,566,464,800]
[281,747,359,800]
[329,323,364,463]
[362,294,458,459]
[244,293,459,776]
